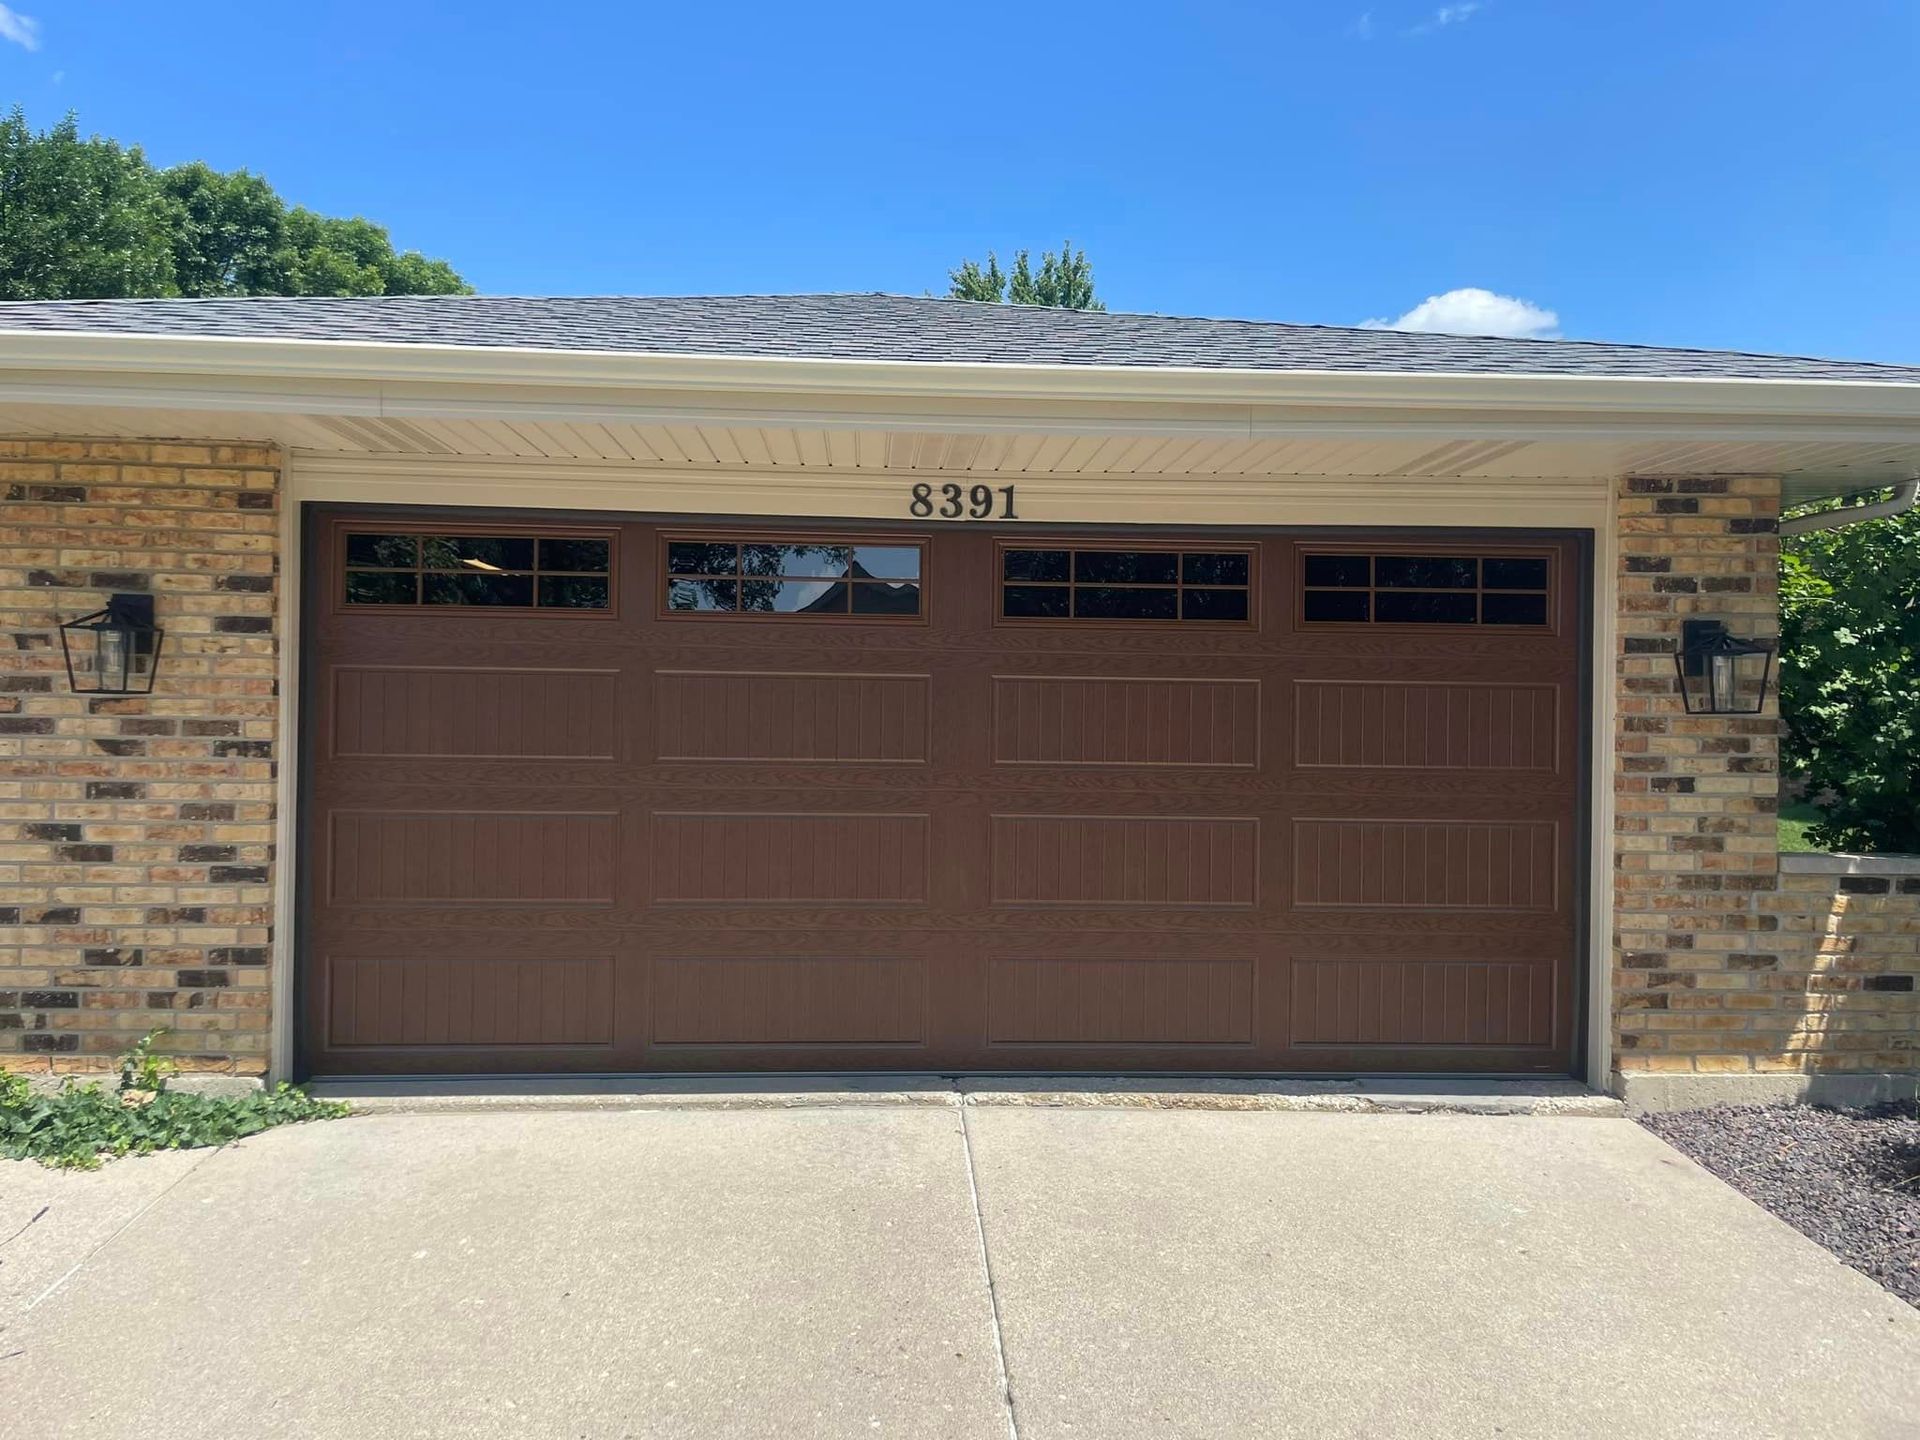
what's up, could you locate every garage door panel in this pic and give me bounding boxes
[985,955,1257,1047]
[653,670,932,764]
[303,515,1586,1076]
[1288,957,1557,1050]
[650,812,930,905]
[1278,772,1576,803]
[989,814,1259,908]
[326,810,618,905]
[991,675,1260,768]
[1269,926,1572,956]
[330,666,620,760]
[650,956,929,1048]
[1291,818,1558,911]
[1292,679,1560,772]
[323,953,617,1051]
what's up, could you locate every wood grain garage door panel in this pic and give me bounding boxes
[651,957,927,1047]
[302,516,1585,1076]
[328,811,616,904]
[990,815,1258,907]
[1293,680,1558,771]
[987,957,1255,1046]
[326,955,614,1049]
[1290,960,1555,1049]
[993,676,1259,767]
[654,671,930,762]
[331,667,618,759]
[1292,819,1557,911]
[651,813,929,904]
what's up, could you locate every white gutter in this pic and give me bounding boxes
[1778,478,1919,535]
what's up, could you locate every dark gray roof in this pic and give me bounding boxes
[0,293,1916,384]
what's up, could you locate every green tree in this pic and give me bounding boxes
[160,162,288,296]
[0,112,176,298]
[949,253,1006,303]
[948,242,1104,310]
[0,109,470,299]
[1780,495,1920,853]
[278,209,466,296]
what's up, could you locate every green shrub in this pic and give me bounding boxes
[0,1031,348,1170]
[1780,499,1920,854]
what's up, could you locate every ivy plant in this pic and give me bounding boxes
[1,1031,349,1170]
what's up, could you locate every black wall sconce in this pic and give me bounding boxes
[1674,618,1774,715]
[60,594,164,695]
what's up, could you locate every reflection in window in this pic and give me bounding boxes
[1300,552,1551,626]
[999,547,1252,624]
[664,539,924,617]
[343,532,612,609]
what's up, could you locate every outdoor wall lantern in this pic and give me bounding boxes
[1674,618,1774,715]
[60,594,163,695]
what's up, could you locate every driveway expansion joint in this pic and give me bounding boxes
[959,1100,1022,1440]
[23,1143,219,1314]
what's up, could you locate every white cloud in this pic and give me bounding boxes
[1349,11,1376,40]
[1405,3,1482,36]
[1360,287,1560,339]
[0,5,40,51]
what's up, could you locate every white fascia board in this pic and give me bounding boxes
[1,328,1919,429]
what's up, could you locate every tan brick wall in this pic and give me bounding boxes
[1768,865,1920,1072]
[1,437,280,1075]
[1611,472,1917,1080]
[1612,474,1787,1076]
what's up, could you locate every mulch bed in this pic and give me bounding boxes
[1640,1102,1920,1309]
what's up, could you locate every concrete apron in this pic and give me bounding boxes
[3,1105,1917,1440]
[308,1075,1626,1118]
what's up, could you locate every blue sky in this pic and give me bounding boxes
[3,2,1917,361]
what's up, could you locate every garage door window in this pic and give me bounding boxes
[1001,546,1253,623]
[342,532,612,609]
[663,538,925,618]
[1301,552,1550,626]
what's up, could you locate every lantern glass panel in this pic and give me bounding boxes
[60,597,161,695]
[1675,622,1774,715]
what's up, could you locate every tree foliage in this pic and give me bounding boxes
[949,242,1104,310]
[1780,496,1920,853]
[0,110,469,300]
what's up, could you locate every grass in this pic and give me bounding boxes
[1779,801,1825,853]
[0,1032,349,1170]
[1778,799,1828,854]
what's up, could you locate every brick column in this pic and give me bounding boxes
[0,439,281,1075]
[1612,474,1782,1080]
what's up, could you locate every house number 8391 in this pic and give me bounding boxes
[908,482,1018,520]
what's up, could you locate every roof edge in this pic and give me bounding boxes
[1,327,1919,422]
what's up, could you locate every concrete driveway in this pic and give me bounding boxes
[2,1101,1917,1439]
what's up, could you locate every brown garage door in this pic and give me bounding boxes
[300,512,1586,1077]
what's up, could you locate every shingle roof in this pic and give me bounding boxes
[0,292,1915,384]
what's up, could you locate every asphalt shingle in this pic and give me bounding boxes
[0,292,1915,384]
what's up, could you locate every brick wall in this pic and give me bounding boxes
[1612,474,1788,1078]
[0,438,281,1075]
[1612,473,1920,1085]
[1769,860,1920,1073]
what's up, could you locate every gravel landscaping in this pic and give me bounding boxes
[1641,1102,1920,1309]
